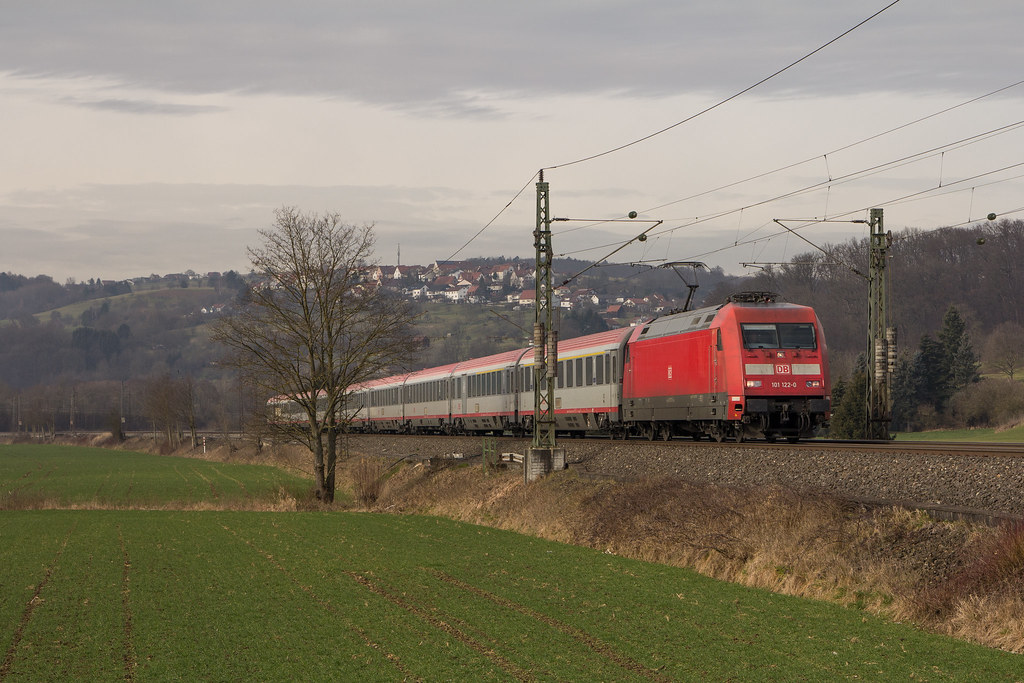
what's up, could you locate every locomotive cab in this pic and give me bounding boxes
[728,306,831,441]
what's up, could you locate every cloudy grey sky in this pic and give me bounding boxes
[2,1,1022,280]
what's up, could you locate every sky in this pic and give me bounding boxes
[2,1,1022,282]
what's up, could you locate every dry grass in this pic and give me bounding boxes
[355,461,1024,653]
[350,456,385,507]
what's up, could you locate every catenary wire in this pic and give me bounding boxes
[441,171,538,263]
[438,0,910,265]
[671,163,1024,264]
[542,0,903,172]
[556,120,1024,257]
[553,80,1024,239]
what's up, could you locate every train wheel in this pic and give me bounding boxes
[659,424,672,441]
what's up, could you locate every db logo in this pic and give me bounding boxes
[775,364,791,374]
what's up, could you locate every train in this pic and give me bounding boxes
[270,292,831,442]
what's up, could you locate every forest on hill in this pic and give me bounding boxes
[1,219,1022,438]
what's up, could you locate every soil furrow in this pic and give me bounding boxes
[428,568,671,682]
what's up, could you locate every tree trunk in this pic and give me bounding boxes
[324,424,337,504]
[311,427,327,500]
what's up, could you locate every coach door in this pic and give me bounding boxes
[709,328,723,397]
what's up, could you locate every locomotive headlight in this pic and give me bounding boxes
[805,380,821,388]
[745,380,762,388]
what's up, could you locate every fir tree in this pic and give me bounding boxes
[912,334,949,411]
[937,305,980,392]
[829,371,867,438]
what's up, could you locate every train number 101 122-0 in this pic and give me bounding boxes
[771,381,798,389]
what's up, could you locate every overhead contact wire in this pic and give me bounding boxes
[543,0,904,172]
[441,171,538,263]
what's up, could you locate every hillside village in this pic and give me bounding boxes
[358,259,680,322]
[122,258,695,329]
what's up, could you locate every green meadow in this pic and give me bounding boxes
[1,444,1020,681]
[894,423,1024,443]
[0,444,311,510]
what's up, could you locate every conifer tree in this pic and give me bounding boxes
[937,305,980,392]
[912,334,950,411]
[829,371,867,438]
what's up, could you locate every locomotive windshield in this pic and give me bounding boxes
[741,322,816,349]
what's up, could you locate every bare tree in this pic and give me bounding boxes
[984,322,1024,381]
[212,207,417,502]
[142,374,187,448]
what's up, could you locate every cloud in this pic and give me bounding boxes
[2,1,1022,112]
[62,97,227,116]
[0,182,508,281]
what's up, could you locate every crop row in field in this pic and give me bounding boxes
[0,444,310,510]
[2,509,1021,681]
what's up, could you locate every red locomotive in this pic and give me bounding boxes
[273,292,830,441]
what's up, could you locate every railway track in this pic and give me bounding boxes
[335,433,1024,526]
[794,439,1024,456]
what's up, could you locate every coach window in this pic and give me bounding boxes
[565,362,573,388]
[576,358,584,387]
[586,356,595,385]
[596,355,604,384]
[557,362,564,389]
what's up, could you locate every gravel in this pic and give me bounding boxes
[347,434,1024,519]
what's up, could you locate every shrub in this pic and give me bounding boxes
[949,378,1024,428]
[352,457,384,507]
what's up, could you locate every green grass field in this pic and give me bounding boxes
[894,423,1024,443]
[30,286,219,325]
[1,445,1021,680]
[0,444,311,509]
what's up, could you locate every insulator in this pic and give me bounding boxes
[886,327,898,375]
[533,323,544,366]
[547,331,558,377]
[874,337,887,380]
